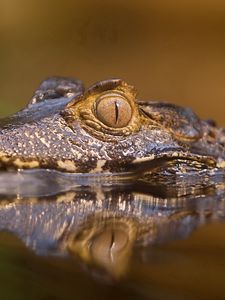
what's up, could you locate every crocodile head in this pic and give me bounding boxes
[0,77,224,175]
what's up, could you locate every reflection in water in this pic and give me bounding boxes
[0,171,225,279]
[65,215,137,277]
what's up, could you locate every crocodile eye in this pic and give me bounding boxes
[96,94,132,128]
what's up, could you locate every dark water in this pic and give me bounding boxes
[0,171,225,300]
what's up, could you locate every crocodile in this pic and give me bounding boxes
[0,77,225,280]
[0,76,225,176]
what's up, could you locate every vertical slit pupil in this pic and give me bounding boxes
[110,230,115,250]
[114,101,119,124]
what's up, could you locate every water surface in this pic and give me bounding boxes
[0,171,225,300]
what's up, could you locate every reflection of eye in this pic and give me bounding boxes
[90,229,128,261]
[95,94,132,128]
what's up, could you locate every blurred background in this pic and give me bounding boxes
[1,0,225,125]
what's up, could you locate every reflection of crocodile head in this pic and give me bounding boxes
[0,77,225,176]
[0,180,224,279]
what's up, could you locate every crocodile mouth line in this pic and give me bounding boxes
[0,148,217,175]
[0,153,222,198]
[0,152,216,177]
[129,154,216,175]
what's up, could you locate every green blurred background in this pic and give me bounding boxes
[1,0,225,125]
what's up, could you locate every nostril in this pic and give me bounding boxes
[205,119,217,127]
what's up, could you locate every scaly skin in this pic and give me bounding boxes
[0,77,224,174]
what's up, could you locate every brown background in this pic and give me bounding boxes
[1,0,225,125]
